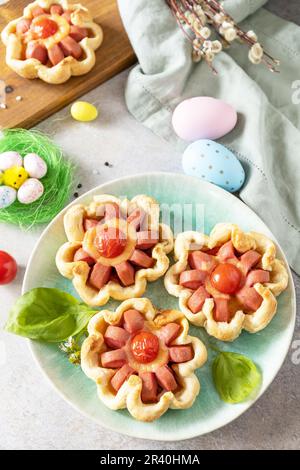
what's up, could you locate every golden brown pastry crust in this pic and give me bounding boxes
[164,223,288,342]
[1,0,103,84]
[56,194,174,306]
[80,298,207,422]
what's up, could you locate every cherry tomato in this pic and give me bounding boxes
[131,331,159,364]
[211,263,241,294]
[31,16,58,39]
[0,251,17,285]
[94,226,127,258]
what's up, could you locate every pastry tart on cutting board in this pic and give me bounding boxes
[1,0,103,84]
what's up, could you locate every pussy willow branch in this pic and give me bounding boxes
[168,0,218,72]
[166,0,279,74]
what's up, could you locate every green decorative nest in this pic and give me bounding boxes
[0,129,74,230]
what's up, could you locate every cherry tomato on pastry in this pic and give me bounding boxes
[31,16,58,39]
[0,251,17,285]
[210,263,242,295]
[131,331,159,364]
[94,226,127,258]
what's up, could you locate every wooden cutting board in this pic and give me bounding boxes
[0,0,136,129]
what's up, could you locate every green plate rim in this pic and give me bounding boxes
[23,172,296,441]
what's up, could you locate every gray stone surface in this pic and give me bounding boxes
[0,0,299,450]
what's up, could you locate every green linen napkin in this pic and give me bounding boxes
[118,0,300,274]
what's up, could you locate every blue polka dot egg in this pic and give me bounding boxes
[182,139,245,193]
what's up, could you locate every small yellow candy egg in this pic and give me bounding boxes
[71,101,98,122]
[3,166,29,189]
[0,171,3,185]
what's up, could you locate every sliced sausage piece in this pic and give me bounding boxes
[50,4,64,15]
[213,298,231,323]
[26,42,48,64]
[60,36,82,59]
[123,309,144,334]
[155,365,177,392]
[157,323,181,346]
[188,250,217,272]
[16,18,32,35]
[187,286,211,314]
[111,364,135,391]
[89,263,112,290]
[84,218,99,231]
[140,372,158,403]
[115,261,135,286]
[217,241,237,261]
[169,345,193,363]
[74,248,95,266]
[179,269,207,290]
[127,208,146,230]
[69,25,88,42]
[104,202,120,220]
[104,326,130,349]
[136,230,159,250]
[109,271,121,284]
[101,349,126,368]
[205,247,219,255]
[236,286,263,311]
[129,249,154,268]
[240,250,261,274]
[246,269,270,287]
[62,10,72,23]
[48,43,65,65]
[31,6,45,17]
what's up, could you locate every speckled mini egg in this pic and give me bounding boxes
[17,178,44,204]
[182,139,245,193]
[172,97,237,141]
[0,151,22,171]
[0,185,17,208]
[24,153,47,179]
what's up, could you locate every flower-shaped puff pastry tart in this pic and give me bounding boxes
[164,223,288,342]
[1,0,103,84]
[56,194,174,306]
[81,298,207,422]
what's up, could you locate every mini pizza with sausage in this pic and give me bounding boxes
[56,194,173,306]
[81,298,207,422]
[1,0,103,84]
[164,223,288,341]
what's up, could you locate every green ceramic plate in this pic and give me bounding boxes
[23,173,296,441]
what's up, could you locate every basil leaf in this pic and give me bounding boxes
[5,288,97,342]
[212,352,261,404]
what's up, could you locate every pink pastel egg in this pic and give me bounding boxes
[172,97,237,141]
[24,153,47,179]
[17,178,44,204]
[0,151,22,171]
